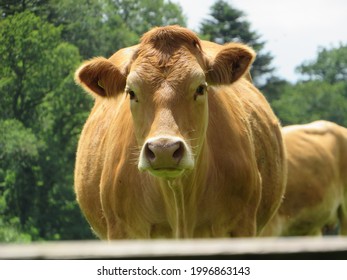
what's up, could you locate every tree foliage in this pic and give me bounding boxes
[42,0,186,58]
[297,44,347,84]
[0,11,94,241]
[112,0,186,36]
[272,44,347,127]
[0,119,43,241]
[272,81,347,126]
[0,0,49,18]
[44,0,135,58]
[1,11,64,122]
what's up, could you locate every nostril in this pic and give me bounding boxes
[172,142,184,162]
[143,139,186,167]
[145,143,156,162]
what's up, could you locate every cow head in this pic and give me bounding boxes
[75,26,255,179]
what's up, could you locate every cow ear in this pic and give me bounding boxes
[75,57,126,97]
[206,43,255,85]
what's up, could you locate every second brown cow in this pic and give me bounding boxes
[262,120,347,236]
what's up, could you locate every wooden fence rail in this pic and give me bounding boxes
[1,237,347,259]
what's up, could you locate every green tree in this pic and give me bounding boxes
[273,81,347,126]
[0,0,49,18]
[112,0,187,35]
[297,44,347,84]
[45,0,186,58]
[260,76,291,104]
[0,119,43,241]
[0,11,94,241]
[45,0,137,58]
[0,11,63,123]
[199,0,273,85]
[1,0,187,59]
[272,44,347,127]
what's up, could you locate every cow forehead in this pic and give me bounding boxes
[128,51,206,91]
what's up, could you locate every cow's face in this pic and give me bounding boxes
[75,26,255,179]
[125,48,208,178]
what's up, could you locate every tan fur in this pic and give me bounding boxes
[261,120,347,236]
[74,26,286,239]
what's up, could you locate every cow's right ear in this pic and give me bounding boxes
[205,43,255,85]
[75,57,126,97]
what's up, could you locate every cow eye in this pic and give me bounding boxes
[128,90,136,99]
[194,84,206,100]
[126,88,137,101]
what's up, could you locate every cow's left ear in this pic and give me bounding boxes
[205,43,255,85]
[75,57,126,97]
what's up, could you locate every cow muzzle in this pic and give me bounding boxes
[138,136,194,178]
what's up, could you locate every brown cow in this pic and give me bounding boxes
[74,26,286,239]
[261,120,347,236]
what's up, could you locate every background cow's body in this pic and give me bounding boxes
[74,26,286,239]
[261,120,347,236]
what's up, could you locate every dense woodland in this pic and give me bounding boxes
[0,0,346,242]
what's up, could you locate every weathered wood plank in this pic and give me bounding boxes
[1,237,347,259]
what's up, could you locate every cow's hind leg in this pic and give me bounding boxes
[322,223,340,236]
[338,205,347,235]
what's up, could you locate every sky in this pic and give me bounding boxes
[174,0,347,82]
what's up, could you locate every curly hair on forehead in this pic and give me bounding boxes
[134,25,204,68]
[140,25,202,50]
